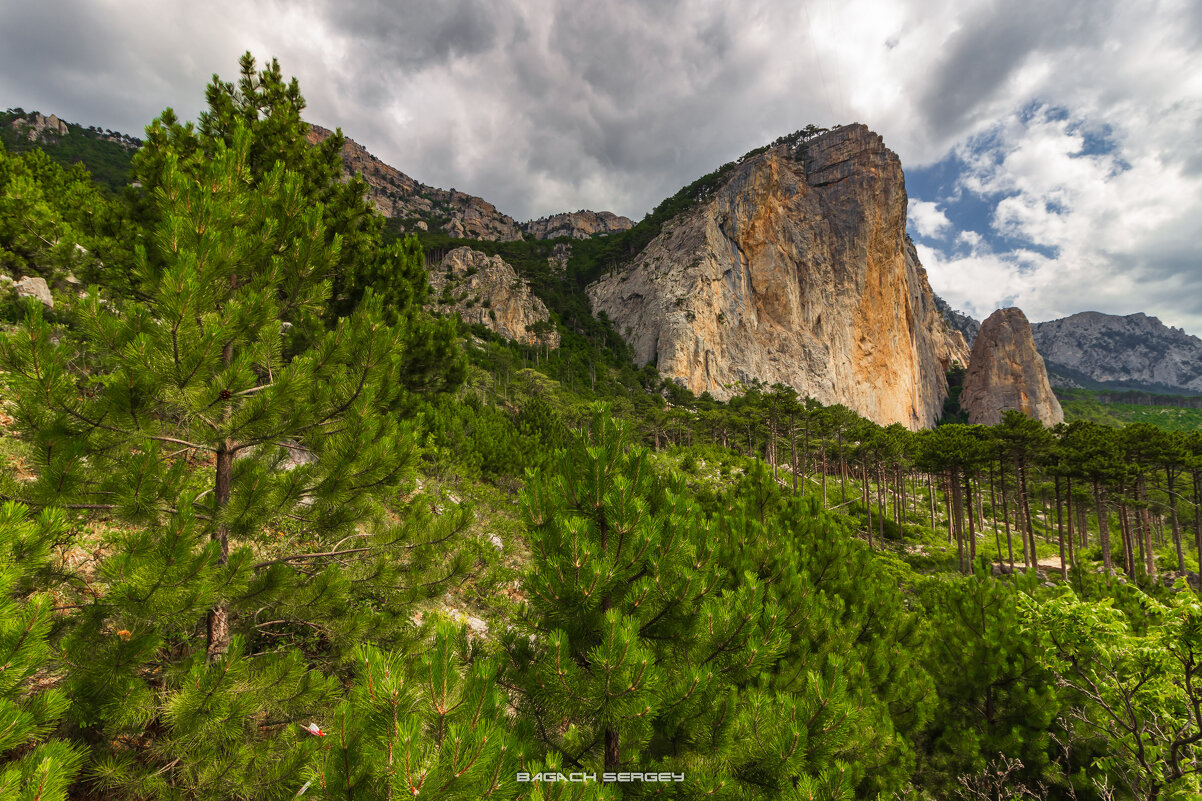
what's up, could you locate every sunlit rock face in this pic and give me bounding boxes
[588,124,968,429]
[961,307,1064,426]
[428,247,559,348]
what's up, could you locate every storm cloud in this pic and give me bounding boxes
[3,0,1202,332]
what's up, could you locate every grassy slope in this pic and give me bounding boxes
[1058,388,1202,431]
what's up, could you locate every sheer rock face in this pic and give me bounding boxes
[307,125,522,241]
[428,247,559,348]
[1031,312,1202,392]
[961,307,1063,426]
[587,124,968,429]
[523,211,634,240]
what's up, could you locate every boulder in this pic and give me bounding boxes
[14,276,53,309]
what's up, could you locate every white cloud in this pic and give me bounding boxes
[907,200,951,239]
[918,101,1202,331]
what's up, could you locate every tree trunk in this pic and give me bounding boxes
[206,443,233,662]
[1195,469,1202,595]
[1055,475,1068,580]
[945,476,955,546]
[928,473,936,534]
[951,471,966,574]
[1119,498,1136,577]
[864,460,874,551]
[1017,460,1035,569]
[838,432,847,505]
[878,465,886,543]
[1001,464,1015,573]
[1139,476,1156,579]
[1096,483,1113,576]
[605,728,620,772]
[964,473,976,565]
[790,416,798,495]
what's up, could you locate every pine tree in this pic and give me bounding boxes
[718,470,935,798]
[504,409,787,790]
[916,562,1062,796]
[0,503,84,801]
[310,622,527,800]
[0,124,471,798]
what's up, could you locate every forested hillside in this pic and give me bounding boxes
[3,56,1202,800]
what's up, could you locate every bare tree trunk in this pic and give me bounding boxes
[1001,462,1015,573]
[1055,475,1068,580]
[952,471,966,574]
[1017,460,1035,569]
[1096,483,1113,576]
[1195,469,1202,595]
[928,473,936,534]
[864,460,875,551]
[790,416,798,495]
[1139,476,1156,579]
[964,473,977,565]
[1119,498,1136,577]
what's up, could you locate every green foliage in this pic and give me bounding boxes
[0,144,134,288]
[0,503,84,801]
[916,563,1064,795]
[311,623,525,799]
[1023,586,1202,800]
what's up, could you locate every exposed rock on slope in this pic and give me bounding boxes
[12,112,67,141]
[960,308,1063,426]
[307,125,522,241]
[587,124,968,429]
[523,210,634,240]
[1031,312,1202,393]
[428,247,559,348]
[934,295,981,347]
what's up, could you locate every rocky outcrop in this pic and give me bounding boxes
[1031,312,1202,393]
[960,308,1062,426]
[12,276,52,309]
[934,295,981,347]
[307,125,522,241]
[11,112,68,141]
[587,124,968,429]
[428,248,559,347]
[548,243,572,273]
[523,211,634,240]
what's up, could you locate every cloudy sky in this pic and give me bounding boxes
[3,0,1201,332]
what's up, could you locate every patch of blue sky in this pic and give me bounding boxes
[907,143,1059,260]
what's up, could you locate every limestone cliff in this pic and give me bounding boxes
[307,125,522,241]
[523,210,634,240]
[587,124,968,429]
[960,308,1063,426]
[428,247,559,348]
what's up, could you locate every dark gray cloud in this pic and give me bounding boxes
[917,0,1115,137]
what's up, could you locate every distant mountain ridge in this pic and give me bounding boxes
[1031,311,1202,394]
